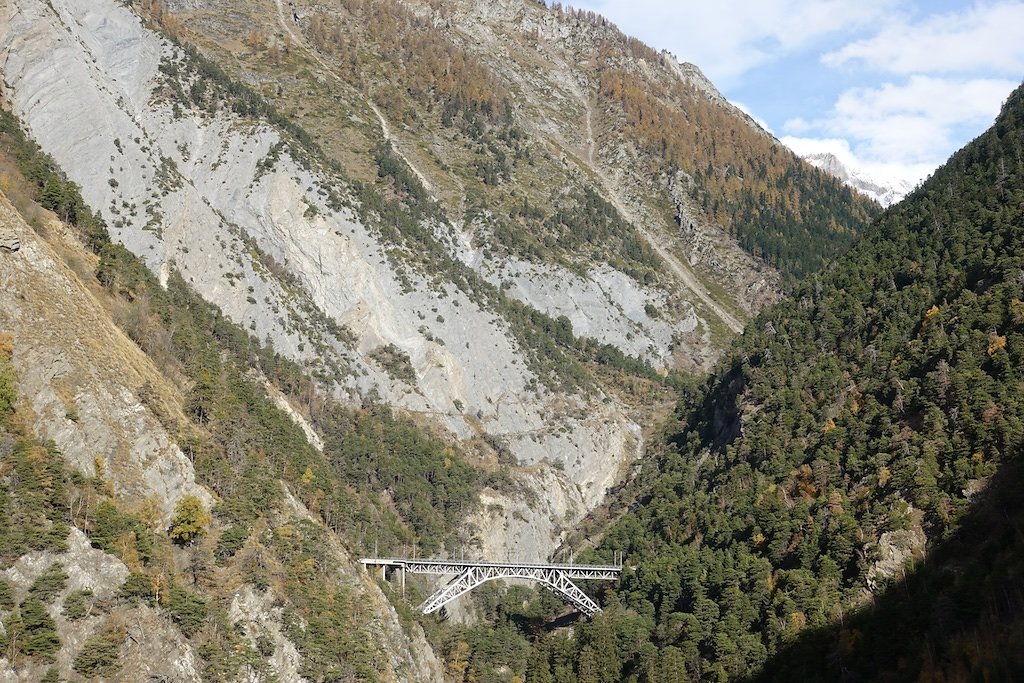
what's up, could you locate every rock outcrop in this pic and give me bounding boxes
[1,529,206,683]
[0,196,207,519]
[0,0,663,562]
[0,228,19,252]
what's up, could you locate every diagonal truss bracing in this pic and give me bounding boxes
[360,559,621,617]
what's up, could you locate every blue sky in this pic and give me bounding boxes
[570,0,1024,186]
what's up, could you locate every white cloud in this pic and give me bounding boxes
[781,136,858,165]
[823,1,1024,75]
[580,0,896,85]
[782,117,812,134]
[820,76,1016,163]
[779,76,1015,179]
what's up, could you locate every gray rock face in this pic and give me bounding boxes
[479,258,693,370]
[1,528,205,683]
[0,229,18,252]
[0,0,658,563]
[866,511,927,592]
[3,529,129,604]
[229,585,308,683]
[0,197,210,520]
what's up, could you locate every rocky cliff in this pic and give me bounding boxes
[0,191,445,681]
[0,0,656,563]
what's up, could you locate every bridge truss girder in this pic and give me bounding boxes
[419,564,602,616]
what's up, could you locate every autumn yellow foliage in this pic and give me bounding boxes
[310,1,510,126]
[168,494,211,545]
[1011,298,1024,324]
[987,331,1007,356]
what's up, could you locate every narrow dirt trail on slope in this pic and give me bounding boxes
[571,91,744,334]
[365,100,437,197]
[272,0,436,198]
[584,101,596,165]
[273,0,301,45]
[598,175,744,334]
[633,221,744,334]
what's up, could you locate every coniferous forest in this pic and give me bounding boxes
[437,81,1024,683]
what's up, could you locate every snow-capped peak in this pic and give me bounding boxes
[800,152,915,207]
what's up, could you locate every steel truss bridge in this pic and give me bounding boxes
[360,558,621,616]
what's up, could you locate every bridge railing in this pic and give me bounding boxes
[360,557,622,578]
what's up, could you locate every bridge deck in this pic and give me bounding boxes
[360,557,621,574]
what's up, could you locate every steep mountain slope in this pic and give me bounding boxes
[0,0,636,563]
[437,83,1024,681]
[0,198,210,683]
[179,0,876,287]
[0,0,875,566]
[0,121,447,681]
[430,0,877,280]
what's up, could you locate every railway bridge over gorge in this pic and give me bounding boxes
[360,558,622,617]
